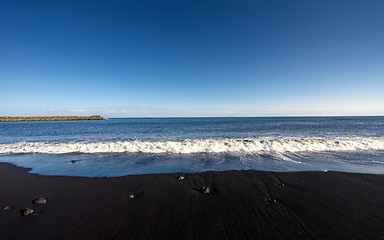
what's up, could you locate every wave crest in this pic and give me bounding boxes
[1,137,384,154]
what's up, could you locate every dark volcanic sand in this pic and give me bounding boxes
[1,163,384,240]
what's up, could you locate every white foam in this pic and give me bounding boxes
[1,137,384,155]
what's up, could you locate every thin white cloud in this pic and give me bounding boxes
[69,109,90,113]
[1,103,382,117]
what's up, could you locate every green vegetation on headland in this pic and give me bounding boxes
[0,115,106,122]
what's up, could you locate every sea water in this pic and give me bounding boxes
[1,117,384,176]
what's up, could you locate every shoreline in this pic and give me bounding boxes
[0,115,106,122]
[1,163,383,239]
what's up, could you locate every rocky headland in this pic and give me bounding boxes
[0,115,106,122]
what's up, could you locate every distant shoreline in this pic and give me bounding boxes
[0,115,106,122]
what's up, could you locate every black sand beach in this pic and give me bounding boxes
[1,163,384,240]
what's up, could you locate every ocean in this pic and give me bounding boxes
[1,117,384,176]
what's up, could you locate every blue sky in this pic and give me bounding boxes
[1,0,383,117]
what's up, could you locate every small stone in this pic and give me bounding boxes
[199,186,212,194]
[3,206,11,210]
[177,175,185,180]
[33,198,47,205]
[193,186,214,194]
[22,208,34,216]
[203,186,212,194]
[128,194,135,199]
[267,198,277,204]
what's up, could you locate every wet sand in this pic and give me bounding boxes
[1,162,383,240]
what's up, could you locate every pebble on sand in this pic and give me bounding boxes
[22,208,34,216]
[203,186,212,194]
[33,198,47,205]
[3,206,11,210]
[197,186,212,194]
[176,175,185,180]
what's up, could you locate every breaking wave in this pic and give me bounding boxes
[1,137,384,154]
